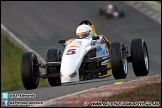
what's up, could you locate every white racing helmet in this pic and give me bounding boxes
[108,4,113,9]
[76,24,93,39]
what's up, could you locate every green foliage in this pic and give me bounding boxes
[1,34,48,92]
[101,82,161,106]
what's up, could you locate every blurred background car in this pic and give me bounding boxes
[99,4,125,19]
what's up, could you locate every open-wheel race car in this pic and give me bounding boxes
[99,4,124,19]
[20,19,149,90]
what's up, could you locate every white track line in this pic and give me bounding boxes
[123,1,161,25]
[1,23,45,63]
[29,87,100,107]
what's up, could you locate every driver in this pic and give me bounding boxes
[106,4,119,18]
[76,24,93,39]
[65,23,94,46]
[65,20,110,48]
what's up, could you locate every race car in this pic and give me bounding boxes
[99,4,124,19]
[20,19,149,90]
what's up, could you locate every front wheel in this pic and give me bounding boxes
[106,14,111,19]
[110,42,128,79]
[131,38,149,76]
[21,52,40,90]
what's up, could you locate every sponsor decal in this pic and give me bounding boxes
[96,46,102,57]
[96,44,109,57]
[72,40,82,45]
[69,71,77,78]
[105,45,109,53]
[96,46,102,52]
[68,45,79,48]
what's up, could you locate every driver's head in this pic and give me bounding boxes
[76,24,93,39]
[108,4,113,9]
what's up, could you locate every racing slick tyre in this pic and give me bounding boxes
[131,38,149,76]
[119,11,124,17]
[79,19,92,25]
[21,52,39,90]
[99,8,104,15]
[106,14,111,19]
[110,42,128,79]
[46,48,61,86]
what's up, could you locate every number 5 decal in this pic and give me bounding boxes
[66,49,76,55]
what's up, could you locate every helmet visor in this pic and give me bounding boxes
[76,31,90,38]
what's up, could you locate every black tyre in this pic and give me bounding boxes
[120,11,124,17]
[99,8,103,15]
[106,14,111,19]
[110,42,128,79]
[131,38,149,76]
[79,19,92,25]
[21,52,39,90]
[46,48,61,86]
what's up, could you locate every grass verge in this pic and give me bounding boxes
[47,82,161,107]
[1,33,48,92]
[99,82,161,107]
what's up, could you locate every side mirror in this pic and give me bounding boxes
[92,36,99,40]
[58,39,65,43]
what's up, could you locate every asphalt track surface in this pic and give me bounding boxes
[1,1,161,106]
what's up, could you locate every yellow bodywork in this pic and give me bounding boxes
[90,24,97,36]
[99,62,112,78]
[79,62,112,81]
[90,24,112,78]
[79,23,112,80]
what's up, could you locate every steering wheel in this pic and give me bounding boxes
[79,19,92,25]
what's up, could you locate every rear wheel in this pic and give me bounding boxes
[99,8,104,15]
[46,48,61,86]
[131,38,149,76]
[110,42,128,79]
[21,52,39,90]
[120,11,124,17]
